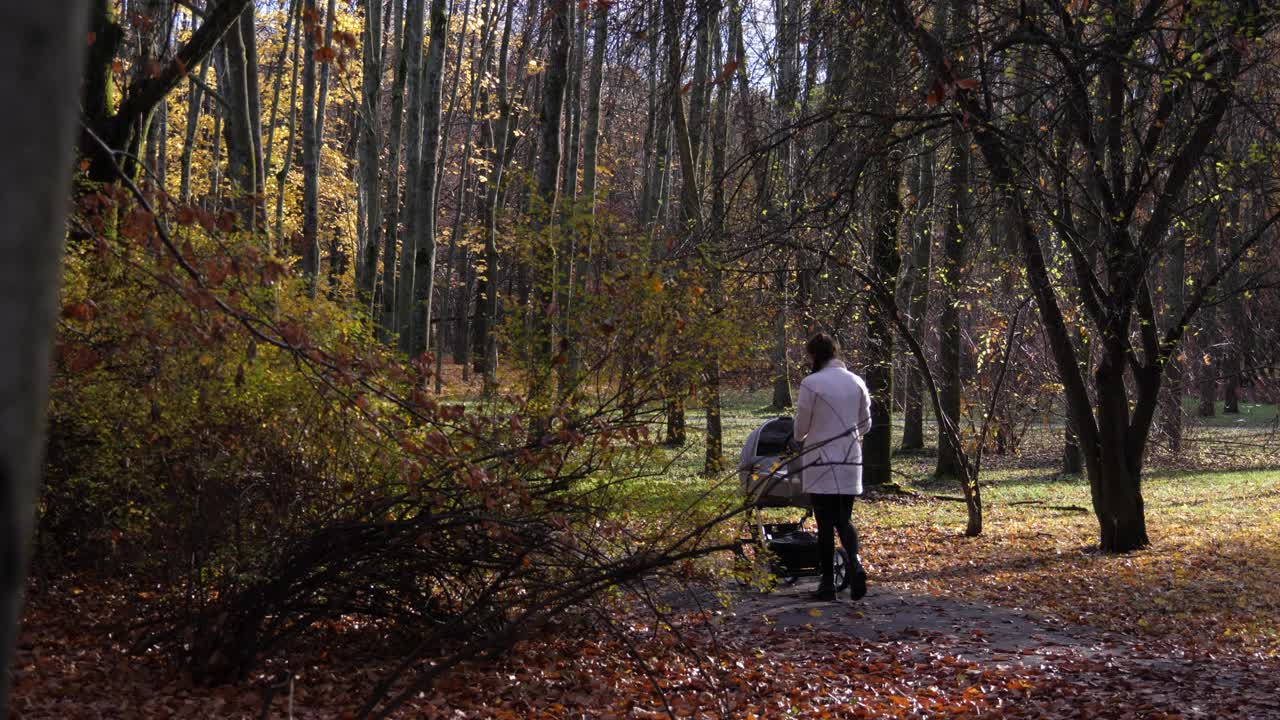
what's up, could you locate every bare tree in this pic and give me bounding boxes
[889,0,1273,551]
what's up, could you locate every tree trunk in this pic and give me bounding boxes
[400,0,449,356]
[180,59,210,202]
[530,0,571,410]
[935,69,970,478]
[393,0,428,345]
[208,90,223,209]
[1063,421,1083,474]
[273,8,302,245]
[262,0,299,223]
[0,3,90,706]
[900,139,934,451]
[661,0,706,446]
[300,0,321,291]
[357,0,384,304]
[558,2,585,392]
[1090,351,1152,552]
[1159,224,1187,450]
[580,0,607,220]
[474,0,522,392]
[703,1,726,476]
[214,3,264,230]
[315,0,338,290]
[379,0,415,341]
[1223,192,1244,414]
[457,254,475,381]
[130,0,174,186]
[1197,202,1221,417]
[861,8,902,486]
[768,0,800,413]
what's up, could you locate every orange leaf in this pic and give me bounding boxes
[925,78,946,107]
[61,301,97,322]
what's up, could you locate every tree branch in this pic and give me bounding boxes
[114,0,252,125]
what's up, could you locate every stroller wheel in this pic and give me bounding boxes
[833,548,851,591]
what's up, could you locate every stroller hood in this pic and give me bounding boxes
[739,416,808,507]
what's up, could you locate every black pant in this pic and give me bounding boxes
[810,493,860,588]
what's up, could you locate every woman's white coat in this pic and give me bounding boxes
[793,359,873,495]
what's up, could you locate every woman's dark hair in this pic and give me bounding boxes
[806,332,839,373]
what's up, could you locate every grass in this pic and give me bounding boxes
[1183,396,1280,426]
[630,387,1280,657]
[439,377,1279,655]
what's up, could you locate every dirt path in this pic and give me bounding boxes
[731,579,1090,663]
[718,578,1280,718]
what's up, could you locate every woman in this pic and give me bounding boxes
[793,332,872,601]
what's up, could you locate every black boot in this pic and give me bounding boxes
[849,565,867,601]
[810,583,836,601]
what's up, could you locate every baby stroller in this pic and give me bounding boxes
[738,417,851,590]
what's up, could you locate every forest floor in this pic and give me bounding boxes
[11,391,1280,719]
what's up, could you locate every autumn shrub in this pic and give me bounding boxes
[46,185,746,709]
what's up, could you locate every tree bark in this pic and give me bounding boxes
[1159,222,1187,450]
[900,139,934,451]
[474,0,522,392]
[934,0,970,479]
[0,2,91,707]
[263,0,300,219]
[661,0,706,446]
[704,2,727,476]
[357,0,384,304]
[379,0,415,340]
[400,0,449,356]
[1197,202,1221,417]
[1222,190,1244,414]
[392,0,427,342]
[580,3,607,216]
[315,0,338,290]
[214,2,264,230]
[530,0,571,409]
[300,0,321,291]
[861,5,902,486]
[273,8,302,243]
[180,59,211,202]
